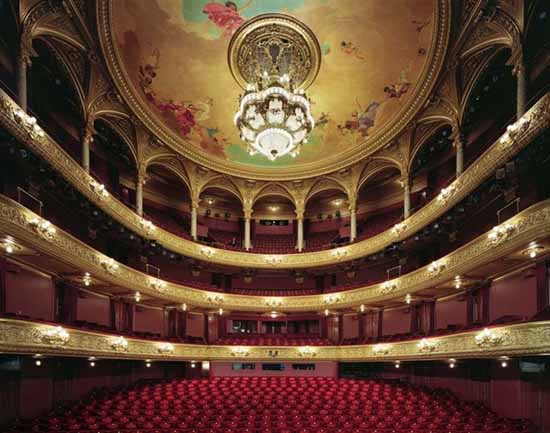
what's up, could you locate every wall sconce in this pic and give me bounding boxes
[437,183,457,203]
[1,239,19,254]
[110,336,129,352]
[182,303,188,311]
[331,248,348,260]
[264,255,283,266]
[379,280,398,295]
[29,217,56,240]
[157,342,175,354]
[150,278,167,292]
[391,222,407,237]
[324,309,330,316]
[427,260,446,276]
[523,243,544,259]
[82,272,92,287]
[218,308,224,316]
[89,180,109,199]
[500,116,530,148]
[140,219,155,233]
[323,294,341,305]
[454,275,462,289]
[474,328,505,348]
[200,246,215,258]
[40,326,69,345]
[101,258,120,274]
[373,344,391,356]
[207,294,224,304]
[488,223,515,245]
[417,338,439,354]
[298,346,317,357]
[359,304,366,313]
[134,292,141,303]
[405,294,412,304]
[13,109,45,139]
[265,297,283,308]
[231,346,250,357]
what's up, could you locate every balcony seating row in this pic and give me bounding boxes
[6,377,534,433]
[230,288,318,296]
[214,334,331,346]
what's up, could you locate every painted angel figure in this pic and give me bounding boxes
[384,64,412,99]
[203,1,254,37]
[340,41,366,60]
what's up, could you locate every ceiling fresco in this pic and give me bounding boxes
[110,0,437,173]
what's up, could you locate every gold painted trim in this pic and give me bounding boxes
[1,195,549,312]
[227,13,321,91]
[1,318,549,361]
[96,0,451,180]
[0,89,548,270]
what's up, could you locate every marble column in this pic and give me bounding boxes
[296,217,304,251]
[16,44,31,112]
[136,173,145,217]
[403,177,411,219]
[515,57,527,118]
[455,134,464,177]
[191,203,198,240]
[244,215,251,250]
[349,204,357,242]
[82,128,93,173]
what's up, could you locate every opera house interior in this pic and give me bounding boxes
[1,0,550,432]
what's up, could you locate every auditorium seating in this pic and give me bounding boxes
[252,234,297,254]
[215,334,331,346]
[208,229,242,250]
[9,377,534,433]
[304,231,340,251]
[231,288,318,296]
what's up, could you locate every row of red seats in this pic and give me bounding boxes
[231,288,318,296]
[7,377,533,433]
[214,335,330,346]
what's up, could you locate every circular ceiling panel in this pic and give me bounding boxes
[99,0,449,179]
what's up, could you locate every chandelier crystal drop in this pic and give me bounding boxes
[228,14,321,161]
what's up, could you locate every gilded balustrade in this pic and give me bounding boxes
[1,195,550,311]
[0,89,548,269]
[1,318,549,361]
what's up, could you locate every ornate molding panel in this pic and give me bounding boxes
[1,319,549,361]
[1,195,549,312]
[96,0,451,181]
[0,89,548,270]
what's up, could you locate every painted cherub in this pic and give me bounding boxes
[203,1,254,37]
[340,41,366,60]
[384,64,412,99]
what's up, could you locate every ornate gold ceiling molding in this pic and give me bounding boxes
[1,318,549,361]
[1,194,549,312]
[96,0,451,181]
[0,89,548,270]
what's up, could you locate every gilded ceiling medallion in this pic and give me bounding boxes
[228,14,321,91]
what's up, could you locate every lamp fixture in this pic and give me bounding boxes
[13,109,45,138]
[228,14,320,161]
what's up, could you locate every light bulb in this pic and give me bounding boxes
[35,360,42,366]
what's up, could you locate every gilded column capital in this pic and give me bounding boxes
[18,29,36,66]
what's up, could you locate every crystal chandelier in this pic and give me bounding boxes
[229,14,321,161]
